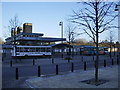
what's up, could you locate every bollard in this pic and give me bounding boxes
[2,55,4,62]
[61,53,63,58]
[49,56,51,59]
[110,54,112,58]
[104,59,106,67]
[84,62,86,71]
[52,58,54,64]
[112,58,114,65]
[117,58,119,65]
[76,52,77,55]
[16,68,19,80]
[38,66,41,77]
[81,56,83,62]
[71,63,74,72]
[117,55,118,58]
[68,59,70,63]
[93,56,94,61]
[10,60,12,67]
[56,64,58,75]
[94,61,96,68]
[33,59,35,65]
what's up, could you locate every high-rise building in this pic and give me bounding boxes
[23,23,32,33]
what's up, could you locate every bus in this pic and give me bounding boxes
[99,47,108,55]
[80,46,96,55]
[12,45,52,57]
[80,46,108,55]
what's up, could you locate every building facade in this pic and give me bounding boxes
[2,23,66,57]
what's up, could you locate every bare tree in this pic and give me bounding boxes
[8,15,21,57]
[65,24,77,45]
[70,0,118,82]
[65,24,84,56]
[8,14,21,37]
[65,24,77,56]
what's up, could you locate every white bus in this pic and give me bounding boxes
[12,45,52,57]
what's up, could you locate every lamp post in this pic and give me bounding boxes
[59,21,63,44]
[68,32,74,56]
[115,2,120,55]
[115,2,120,43]
[13,28,16,57]
[59,21,63,58]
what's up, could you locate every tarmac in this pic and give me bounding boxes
[25,65,119,88]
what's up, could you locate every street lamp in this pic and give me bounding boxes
[115,2,120,43]
[115,2,120,55]
[12,27,17,57]
[59,21,63,44]
[59,21,64,58]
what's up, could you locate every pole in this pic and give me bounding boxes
[56,64,58,75]
[104,59,106,67]
[71,63,74,72]
[84,62,86,71]
[38,66,41,77]
[13,28,16,57]
[16,68,19,80]
[59,21,63,58]
[10,60,12,67]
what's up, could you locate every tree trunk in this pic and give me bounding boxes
[95,2,99,82]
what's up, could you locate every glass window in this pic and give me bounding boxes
[41,48,45,52]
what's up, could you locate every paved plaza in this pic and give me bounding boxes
[2,53,120,89]
[25,65,119,88]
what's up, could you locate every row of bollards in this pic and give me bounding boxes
[15,62,87,80]
[14,57,119,80]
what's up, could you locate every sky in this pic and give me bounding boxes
[1,1,119,42]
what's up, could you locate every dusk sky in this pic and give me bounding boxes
[1,1,119,42]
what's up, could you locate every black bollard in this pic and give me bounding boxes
[117,55,118,58]
[84,62,86,71]
[38,66,41,77]
[76,52,77,55]
[33,59,35,65]
[49,56,51,59]
[112,58,114,65]
[93,56,94,61]
[71,63,74,72]
[117,58,119,65]
[81,56,83,62]
[68,58,70,63]
[2,55,4,62]
[10,60,12,67]
[56,64,58,75]
[16,68,19,80]
[110,54,112,58]
[52,58,54,64]
[104,59,106,67]
[94,61,96,68]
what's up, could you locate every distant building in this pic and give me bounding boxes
[3,23,66,56]
[23,23,32,33]
[5,32,66,46]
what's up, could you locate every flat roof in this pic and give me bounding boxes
[17,32,44,36]
[15,37,66,42]
[6,32,66,42]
